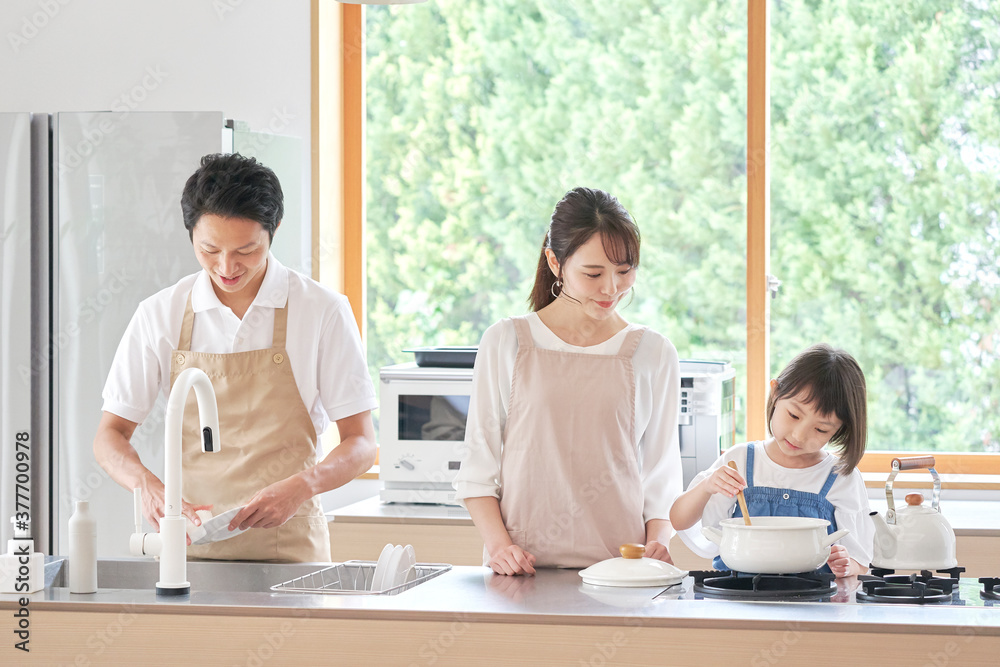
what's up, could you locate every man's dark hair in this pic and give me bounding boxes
[181,153,283,241]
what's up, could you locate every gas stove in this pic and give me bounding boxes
[666,567,1000,607]
[691,569,837,600]
[857,567,965,604]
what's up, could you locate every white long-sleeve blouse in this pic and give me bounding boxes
[452,313,683,523]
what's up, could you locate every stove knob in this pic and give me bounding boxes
[399,458,416,471]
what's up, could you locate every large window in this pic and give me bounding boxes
[355,1,1000,465]
[364,0,749,437]
[770,2,1000,455]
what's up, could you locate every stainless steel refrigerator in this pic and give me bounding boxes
[0,111,304,557]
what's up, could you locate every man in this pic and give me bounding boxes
[93,153,376,561]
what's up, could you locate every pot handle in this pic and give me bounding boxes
[820,528,850,549]
[701,526,723,545]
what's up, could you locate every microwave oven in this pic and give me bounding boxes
[378,363,473,505]
[377,359,736,505]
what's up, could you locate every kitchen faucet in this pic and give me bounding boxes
[130,367,220,595]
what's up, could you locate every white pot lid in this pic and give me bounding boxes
[579,544,688,588]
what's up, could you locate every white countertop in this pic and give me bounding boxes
[6,561,999,635]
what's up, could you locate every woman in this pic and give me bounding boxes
[93,153,377,562]
[453,187,683,575]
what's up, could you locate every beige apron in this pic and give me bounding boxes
[169,290,331,562]
[499,316,646,568]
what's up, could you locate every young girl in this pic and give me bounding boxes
[670,344,873,578]
[453,187,683,575]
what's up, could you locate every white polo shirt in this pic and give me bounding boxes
[102,253,377,437]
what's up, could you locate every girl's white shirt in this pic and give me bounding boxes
[680,441,875,565]
[452,312,683,523]
[101,253,377,438]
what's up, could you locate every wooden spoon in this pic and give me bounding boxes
[728,461,752,526]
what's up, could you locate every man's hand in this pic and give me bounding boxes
[229,476,310,531]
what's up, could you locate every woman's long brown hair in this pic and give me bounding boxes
[528,187,641,312]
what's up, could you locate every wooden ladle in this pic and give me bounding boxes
[728,461,752,526]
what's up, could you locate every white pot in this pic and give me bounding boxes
[702,517,850,574]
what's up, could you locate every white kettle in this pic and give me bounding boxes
[870,456,957,570]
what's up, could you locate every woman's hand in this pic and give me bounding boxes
[827,544,864,578]
[230,476,310,531]
[701,465,746,498]
[488,544,537,576]
[643,540,673,564]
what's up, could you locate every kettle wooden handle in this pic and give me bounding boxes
[892,456,936,471]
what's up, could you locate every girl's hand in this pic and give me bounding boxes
[700,465,746,498]
[488,544,537,576]
[827,544,859,578]
[643,540,673,564]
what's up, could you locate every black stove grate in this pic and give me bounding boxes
[857,568,964,604]
[979,577,1000,601]
[691,570,837,600]
[869,565,966,580]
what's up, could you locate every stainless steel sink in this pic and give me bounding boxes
[48,558,331,593]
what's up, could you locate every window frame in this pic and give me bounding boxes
[318,0,999,476]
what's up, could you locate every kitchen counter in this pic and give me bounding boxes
[329,496,475,526]
[333,495,1000,535]
[329,495,1000,577]
[3,564,999,665]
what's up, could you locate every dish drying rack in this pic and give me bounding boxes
[270,560,452,595]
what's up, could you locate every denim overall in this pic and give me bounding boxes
[712,442,839,573]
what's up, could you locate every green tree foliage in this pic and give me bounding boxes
[366,0,1000,453]
[770,1,1000,452]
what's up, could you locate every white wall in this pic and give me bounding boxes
[2,0,386,514]
[0,0,312,250]
[2,2,380,530]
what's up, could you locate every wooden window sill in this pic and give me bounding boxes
[862,472,1000,492]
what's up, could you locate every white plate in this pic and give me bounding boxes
[186,509,213,544]
[190,507,248,546]
[371,544,394,592]
[383,545,405,590]
[395,545,416,588]
[401,544,416,572]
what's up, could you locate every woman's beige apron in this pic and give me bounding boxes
[499,316,647,568]
[170,291,331,562]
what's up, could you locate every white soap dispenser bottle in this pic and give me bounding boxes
[68,500,97,593]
